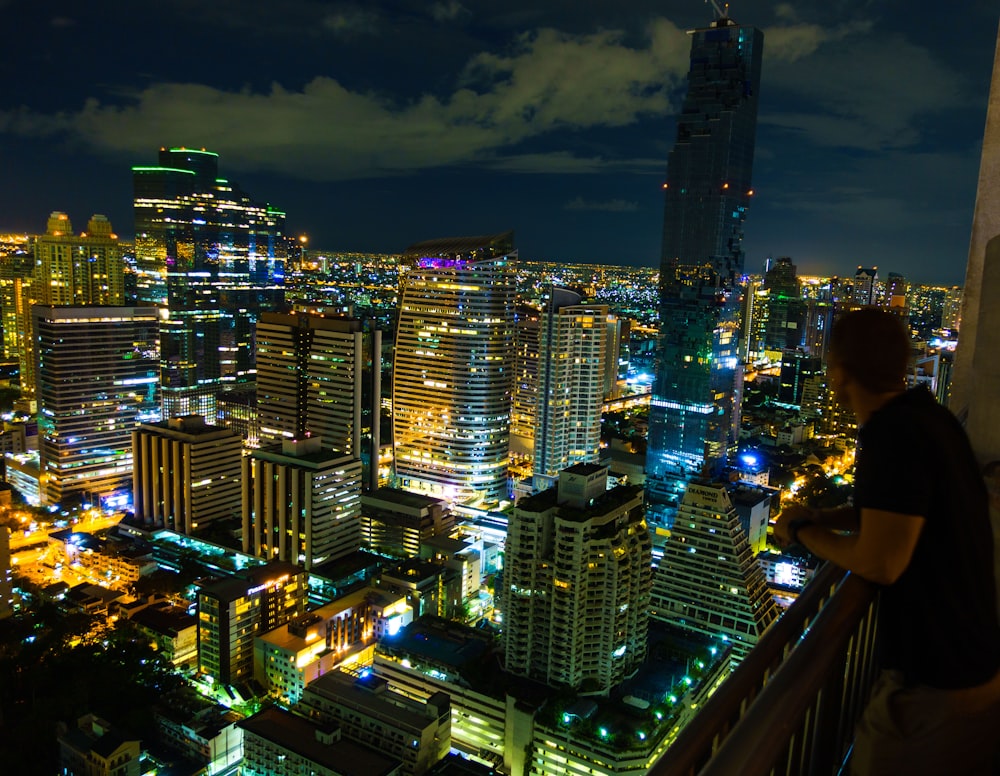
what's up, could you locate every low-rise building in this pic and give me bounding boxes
[57,713,141,776]
[297,669,451,776]
[130,604,198,667]
[155,699,243,774]
[254,586,410,704]
[239,706,400,776]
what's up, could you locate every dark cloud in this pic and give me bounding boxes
[564,196,638,212]
[323,6,379,36]
[0,18,691,180]
[430,1,469,23]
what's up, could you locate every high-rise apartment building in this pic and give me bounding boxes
[649,481,777,660]
[532,289,609,491]
[256,312,381,487]
[33,212,125,306]
[243,437,363,569]
[392,232,516,506]
[510,305,541,460]
[197,561,308,686]
[34,305,159,506]
[504,465,651,694]
[0,251,33,386]
[132,415,243,534]
[645,15,764,524]
[133,148,287,421]
[853,266,878,306]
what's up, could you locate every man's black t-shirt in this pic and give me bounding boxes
[853,386,1000,689]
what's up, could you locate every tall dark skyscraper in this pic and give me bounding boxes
[645,15,764,524]
[133,148,287,421]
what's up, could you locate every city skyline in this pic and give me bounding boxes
[1,1,996,284]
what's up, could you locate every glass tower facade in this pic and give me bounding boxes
[646,17,764,524]
[133,148,287,421]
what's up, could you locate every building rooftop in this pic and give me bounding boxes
[237,707,399,776]
[516,483,644,522]
[130,605,196,637]
[304,669,447,731]
[198,561,304,603]
[365,487,445,511]
[378,616,493,670]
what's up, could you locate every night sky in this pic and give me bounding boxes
[1,0,997,284]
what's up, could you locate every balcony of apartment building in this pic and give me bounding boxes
[646,561,879,776]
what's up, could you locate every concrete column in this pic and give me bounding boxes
[951,21,1000,418]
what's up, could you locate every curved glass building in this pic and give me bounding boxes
[392,232,515,506]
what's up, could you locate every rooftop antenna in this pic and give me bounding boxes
[705,0,728,19]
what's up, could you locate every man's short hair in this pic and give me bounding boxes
[828,308,909,393]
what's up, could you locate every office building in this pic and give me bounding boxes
[196,561,307,687]
[256,311,381,487]
[133,147,287,421]
[761,257,805,353]
[778,351,823,407]
[216,386,259,446]
[649,481,778,659]
[34,305,159,506]
[646,15,764,524]
[361,487,453,559]
[532,289,609,491]
[504,464,651,694]
[0,526,12,620]
[132,415,243,534]
[33,212,125,306]
[239,707,401,776]
[243,437,363,569]
[392,232,516,506]
[298,670,451,776]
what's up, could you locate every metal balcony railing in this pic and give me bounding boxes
[649,562,881,776]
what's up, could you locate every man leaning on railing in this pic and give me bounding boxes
[774,308,1000,776]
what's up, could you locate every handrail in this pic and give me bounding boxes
[648,563,878,776]
[699,571,879,776]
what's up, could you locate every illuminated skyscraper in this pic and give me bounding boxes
[646,15,764,523]
[504,465,651,694]
[392,232,515,506]
[133,148,287,420]
[532,289,609,491]
[255,312,381,488]
[34,305,159,506]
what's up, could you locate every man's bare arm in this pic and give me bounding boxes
[795,508,925,585]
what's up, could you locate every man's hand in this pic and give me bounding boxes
[773,503,815,549]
